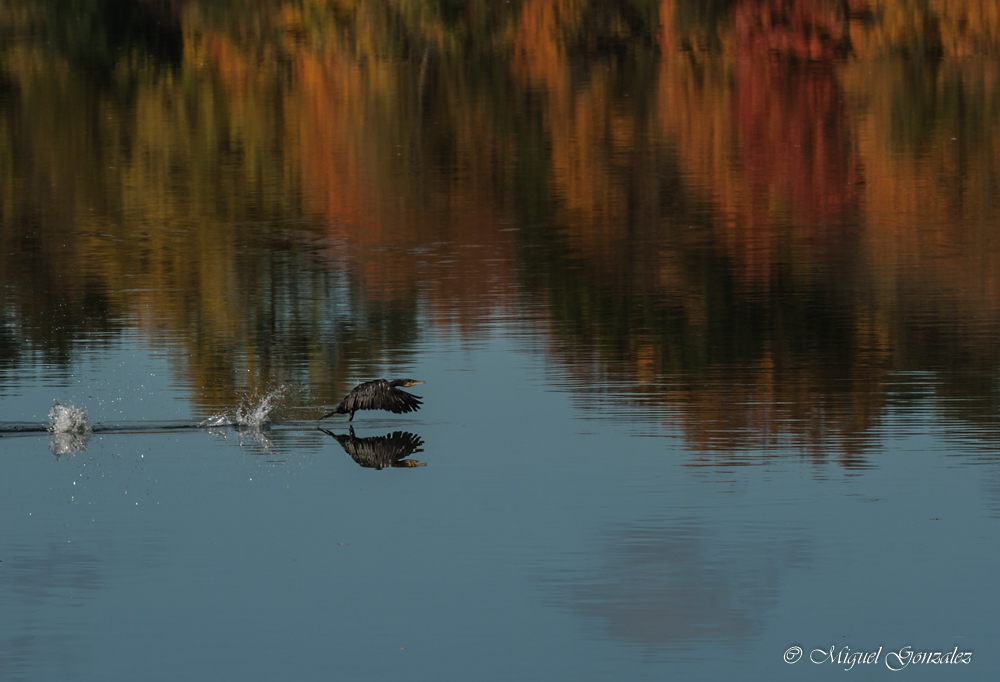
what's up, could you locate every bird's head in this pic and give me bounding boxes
[391,379,425,388]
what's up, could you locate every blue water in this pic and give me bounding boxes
[1,326,994,681]
[2,1,999,676]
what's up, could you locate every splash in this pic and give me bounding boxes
[198,386,287,429]
[49,431,92,456]
[48,401,93,456]
[236,385,287,427]
[48,401,93,435]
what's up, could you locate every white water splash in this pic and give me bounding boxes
[48,401,93,456]
[48,401,93,435]
[198,386,287,429]
[198,414,232,428]
[236,386,287,427]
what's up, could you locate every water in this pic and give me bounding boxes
[2,1,999,680]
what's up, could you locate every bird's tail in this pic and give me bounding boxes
[319,403,348,420]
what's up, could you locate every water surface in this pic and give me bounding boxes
[1,1,999,679]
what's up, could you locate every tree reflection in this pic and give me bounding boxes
[1,0,999,462]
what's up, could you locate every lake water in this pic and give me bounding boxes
[1,1,999,680]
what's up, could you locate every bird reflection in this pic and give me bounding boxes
[319,426,427,469]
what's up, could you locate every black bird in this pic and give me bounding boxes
[319,379,425,421]
[319,427,426,469]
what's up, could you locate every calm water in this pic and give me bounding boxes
[2,1,999,680]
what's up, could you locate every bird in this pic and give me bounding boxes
[319,379,425,421]
[318,426,426,469]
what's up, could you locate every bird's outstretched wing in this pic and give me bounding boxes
[347,380,423,415]
[383,387,422,414]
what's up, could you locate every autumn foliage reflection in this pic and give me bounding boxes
[1,0,999,461]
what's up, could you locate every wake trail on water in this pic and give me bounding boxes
[1,387,291,441]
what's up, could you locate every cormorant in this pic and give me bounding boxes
[319,427,426,469]
[319,379,425,421]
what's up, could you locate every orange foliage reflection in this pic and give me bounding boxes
[2,0,999,461]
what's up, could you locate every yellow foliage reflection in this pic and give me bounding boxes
[1,0,998,461]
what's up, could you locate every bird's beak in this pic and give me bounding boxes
[409,380,425,386]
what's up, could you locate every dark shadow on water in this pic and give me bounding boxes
[539,518,808,650]
[319,426,427,469]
